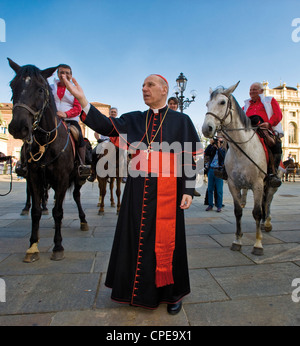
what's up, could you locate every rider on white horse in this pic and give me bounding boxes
[243,82,283,188]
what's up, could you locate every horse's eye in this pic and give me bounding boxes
[38,88,44,94]
[220,100,226,105]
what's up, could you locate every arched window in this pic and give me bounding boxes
[288,122,297,144]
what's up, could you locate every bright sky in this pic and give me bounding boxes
[1,0,300,131]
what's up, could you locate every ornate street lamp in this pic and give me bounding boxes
[173,72,197,113]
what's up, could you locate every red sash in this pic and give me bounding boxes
[132,150,177,287]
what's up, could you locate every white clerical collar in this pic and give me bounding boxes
[151,105,167,114]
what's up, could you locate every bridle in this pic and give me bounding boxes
[205,93,233,130]
[13,87,50,131]
[12,84,68,165]
[205,93,268,176]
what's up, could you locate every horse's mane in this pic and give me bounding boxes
[210,86,252,129]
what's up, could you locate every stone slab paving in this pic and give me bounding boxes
[0,174,299,327]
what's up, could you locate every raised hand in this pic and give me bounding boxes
[61,75,89,109]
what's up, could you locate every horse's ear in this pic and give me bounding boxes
[223,81,240,96]
[209,87,213,95]
[41,66,58,80]
[7,58,21,73]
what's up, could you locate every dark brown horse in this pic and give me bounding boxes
[95,141,126,214]
[8,58,89,263]
[283,159,298,182]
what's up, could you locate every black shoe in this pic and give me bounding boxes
[87,173,96,182]
[267,174,282,188]
[194,189,201,196]
[167,301,182,315]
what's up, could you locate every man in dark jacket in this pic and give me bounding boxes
[205,137,226,212]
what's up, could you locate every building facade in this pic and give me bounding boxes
[263,81,300,162]
[0,102,110,159]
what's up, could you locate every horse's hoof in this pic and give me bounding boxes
[98,210,104,215]
[264,225,272,233]
[251,247,264,256]
[80,222,89,232]
[23,252,39,263]
[231,243,242,251]
[111,203,115,207]
[51,251,65,261]
[20,209,29,216]
[42,209,49,215]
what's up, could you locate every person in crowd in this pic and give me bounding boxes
[205,137,226,212]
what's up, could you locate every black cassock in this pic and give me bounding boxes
[81,105,201,309]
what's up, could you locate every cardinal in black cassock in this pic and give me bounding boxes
[63,74,201,314]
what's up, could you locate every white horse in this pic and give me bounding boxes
[202,82,279,255]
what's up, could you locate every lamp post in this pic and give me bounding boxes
[174,72,197,113]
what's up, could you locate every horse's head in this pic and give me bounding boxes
[202,81,240,138]
[8,58,58,140]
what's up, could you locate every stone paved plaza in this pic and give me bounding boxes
[0,174,299,326]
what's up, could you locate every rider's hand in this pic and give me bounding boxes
[57,111,67,118]
[259,122,271,129]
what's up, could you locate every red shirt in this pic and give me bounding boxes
[245,98,282,127]
[57,83,81,119]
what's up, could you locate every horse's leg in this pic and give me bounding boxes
[21,182,31,215]
[240,188,248,208]
[116,178,121,214]
[110,178,115,207]
[262,185,276,233]
[228,185,243,251]
[251,185,264,256]
[41,186,49,215]
[73,183,89,231]
[98,178,107,214]
[23,180,42,263]
[51,186,67,261]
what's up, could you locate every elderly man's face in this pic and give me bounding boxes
[142,75,168,109]
[109,108,118,118]
[249,84,263,102]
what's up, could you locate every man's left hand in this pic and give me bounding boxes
[180,194,192,209]
[57,111,67,118]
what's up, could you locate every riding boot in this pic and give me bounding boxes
[266,152,282,188]
[87,163,97,182]
[78,145,91,179]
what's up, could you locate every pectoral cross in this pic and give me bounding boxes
[144,145,153,160]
